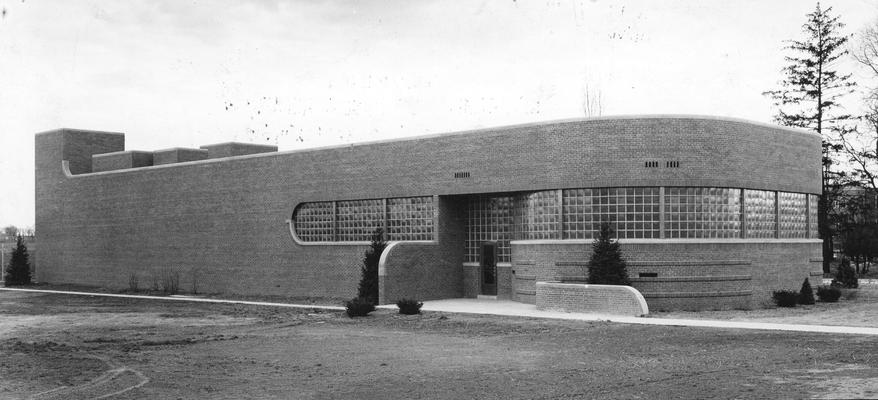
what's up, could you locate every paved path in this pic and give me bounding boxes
[3,287,878,335]
[418,298,878,335]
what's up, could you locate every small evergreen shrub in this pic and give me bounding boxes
[4,235,31,285]
[798,278,815,305]
[396,299,423,315]
[816,285,841,302]
[345,297,376,317]
[831,259,859,289]
[586,222,630,285]
[357,228,386,305]
[772,290,798,307]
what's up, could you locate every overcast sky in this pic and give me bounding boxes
[1,0,877,229]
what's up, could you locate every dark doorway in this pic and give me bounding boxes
[480,242,497,295]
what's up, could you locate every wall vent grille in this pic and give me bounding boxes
[454,171,471,179]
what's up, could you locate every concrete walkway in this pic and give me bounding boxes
[4,287,878,335]
[419,298,878,335]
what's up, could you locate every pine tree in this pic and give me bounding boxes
[798,278,816,305]
[586,222,630,285]
[763,3,856,274]
[356,228,386,305]
[4,235,31,285]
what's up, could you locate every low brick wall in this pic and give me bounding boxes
[535,282,649,316]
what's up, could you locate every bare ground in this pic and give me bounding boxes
[2,291,878,399]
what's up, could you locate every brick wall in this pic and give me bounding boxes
[34,117,821,304]
[536,282,649,316]
[512,239,822,311]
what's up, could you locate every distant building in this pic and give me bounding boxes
[35,116,822,310]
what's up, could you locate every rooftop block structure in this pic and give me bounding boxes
[153,148,209,165]
[34,116,823,310]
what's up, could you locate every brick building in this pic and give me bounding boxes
[35,115,822,310]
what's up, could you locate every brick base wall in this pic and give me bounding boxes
[512,240,822,311]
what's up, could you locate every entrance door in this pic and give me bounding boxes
[480,242,497,296]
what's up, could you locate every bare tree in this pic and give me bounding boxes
[841,19,878,190]
[2,226,18,238]
[582,84,604,117]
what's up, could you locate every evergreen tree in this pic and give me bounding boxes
[798,278,816,305]
[763,3,856,274]
[357,228,386,305]
[4,235,31,285]
[586,222,630,285]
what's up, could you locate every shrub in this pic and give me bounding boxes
[816,285,841,302]
[345,297,376,317]
[586,222,630,285]
[831,258,859,289]
[4,235,31,285]
[772,290,798,307]
[396,299,423,315]
[798,278,815,305]
[357,228,386,305]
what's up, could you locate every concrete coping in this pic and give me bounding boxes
[92,150,152,158]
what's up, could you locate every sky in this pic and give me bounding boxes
[1,0,877,229]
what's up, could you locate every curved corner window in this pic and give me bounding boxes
[744,190,776,238]
[808,195,819,239]
[779,192,807,238]
[664,187,741,239]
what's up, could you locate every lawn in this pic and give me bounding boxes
[653,285,878,328]
[2,291,878,399]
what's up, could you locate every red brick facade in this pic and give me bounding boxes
[35,116,821,310]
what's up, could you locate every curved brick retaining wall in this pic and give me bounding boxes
[536,282,649,316]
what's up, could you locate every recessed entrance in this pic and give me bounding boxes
[480,242,498,295]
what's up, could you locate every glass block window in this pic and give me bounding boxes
[809,194,819,238]
[562,188,661,239]
[336,199,384,242]
[292,202,334,242]
[779,192,808,238]
[665,187,742,239]
[387,196,434,241]
[562,188,596,239]
[465,195,513,263]
[744,190,776,238]
[513,191,561,240]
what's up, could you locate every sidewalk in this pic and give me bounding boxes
[4,287,878,335]
[415,298,878,335]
